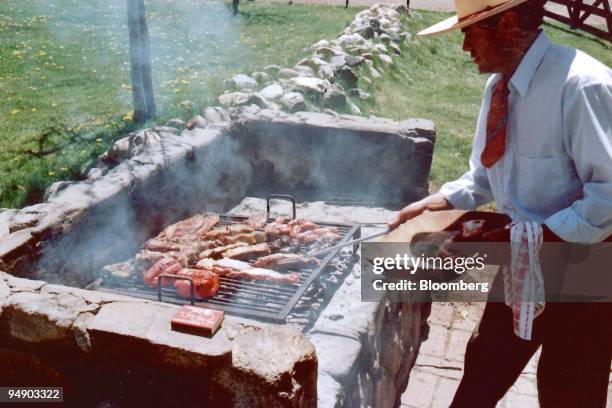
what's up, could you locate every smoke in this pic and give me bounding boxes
[12,0,244,125]
[34,126,252,287]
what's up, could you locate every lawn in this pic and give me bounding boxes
[0,0,360,208]
[1,2,610,209]
[356,11,612,190]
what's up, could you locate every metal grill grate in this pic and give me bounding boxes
[96,196,360,323]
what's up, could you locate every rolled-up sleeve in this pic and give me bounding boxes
[439,81,495,210]
[545,82,612,243]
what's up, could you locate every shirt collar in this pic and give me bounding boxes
[509,31,551,97]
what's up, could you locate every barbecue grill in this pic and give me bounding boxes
[94,195,361,322]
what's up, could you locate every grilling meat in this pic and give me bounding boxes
[245,213,268,229]
[253,253,320,269]
[219,231,267,246]
[222,243,271,260]
[204,224,254,240]
[173,268,220,298]
[294,227,341,243]
[195,214,221,237]
[263,217,291,239]
[199,242,248,260]
[197,258,300,284]
[143,258,182,287]
[144,239,184,253]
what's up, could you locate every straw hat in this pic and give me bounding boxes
[417,0,530,36]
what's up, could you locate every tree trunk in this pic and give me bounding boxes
[127,0,155,122]
[138,0,156,118]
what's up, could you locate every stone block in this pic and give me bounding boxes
[1,291,93,343]
[309,332,361,385]
[226,325,317,408]
[86,302,232,370]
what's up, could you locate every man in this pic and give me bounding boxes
[389,0,612,406]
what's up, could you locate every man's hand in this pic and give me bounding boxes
[388,193,454,229]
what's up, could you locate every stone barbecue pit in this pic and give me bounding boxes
[0,107,435,407]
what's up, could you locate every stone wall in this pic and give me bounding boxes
[0,110,433,286]
[0,272,317,407]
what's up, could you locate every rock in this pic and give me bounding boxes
[186,115,207,130]
[251,71,269,84]
[263,64,282,76]
[379,53,393,65]
[334,66,358,86]
[345,55,365,67]
[202,106,230,123]
[307,39,330,51]
[106,136,130,163]
[229,326,317,407]
[218,92,268,109]
[372,43,387,54]
[128,129,163,157]
[86,302,232,369]
[317,372,345,408]
[0,210,17,237]
[0,277,10,299]
[354,24,374,39]
[293,65,314,76]
[379,33,392,44]
[349,102,362,116]
[280,92,307,113]
[226,74,258,91]
[289,77,331,95]
[2,291,93,343]
[277,68,301,79]
[165,118,185,128]
[43,181,75,202]
[260,83,284,100]
[394,4,409,14]
[296,57,328,71]
[309,332,362,383]
[318,64,335,81]
[337,33,368,48]
[330,54,348,68]
[323,83,348,110]
[388,42,401,55]
[313,47,347,60]
[349,88,371,100]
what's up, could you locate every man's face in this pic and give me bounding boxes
[461,21,505,74]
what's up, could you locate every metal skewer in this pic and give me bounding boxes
[275,228,392,265]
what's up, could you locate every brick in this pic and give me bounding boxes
[431,378,460,408]
[447,329,471,363]
[401,368,438,408]
[427,303,454,327]
[419,323,448,358]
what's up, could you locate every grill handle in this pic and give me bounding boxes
[157,274,195,305]
[266,194,296,220]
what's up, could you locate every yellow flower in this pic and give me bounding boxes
[48,171,55,176]
[10,109,22,115]
[122,112,133,122]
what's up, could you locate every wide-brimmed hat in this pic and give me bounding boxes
[417,0,529,36]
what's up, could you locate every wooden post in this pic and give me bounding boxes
[127,0,156,122]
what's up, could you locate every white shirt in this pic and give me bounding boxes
[439,32,612,243]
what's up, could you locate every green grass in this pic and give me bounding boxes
[0,0,359,208]
[2,3,610,208]
[355,11,612,191]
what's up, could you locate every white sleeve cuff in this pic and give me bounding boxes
[439,182,476,210]
[544,207,609,243]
